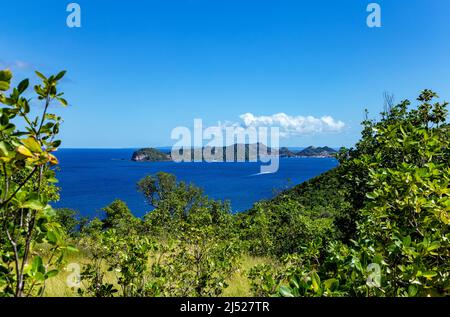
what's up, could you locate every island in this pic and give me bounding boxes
[131,143,270,162]
[277,146,337,158]
[131,145,338,162]
[131,148,171,162]
[296,146,337,158]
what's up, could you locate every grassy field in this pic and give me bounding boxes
[222,255,270,297]
[43,252,269,297]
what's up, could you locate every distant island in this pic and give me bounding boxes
[278,146,337,158]
[131,145,338,162]
[131,148,171,162]
[294,146,338,158]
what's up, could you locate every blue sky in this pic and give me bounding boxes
[1,0,449,148]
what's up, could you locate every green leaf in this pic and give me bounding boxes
[65,245,79,253]
[22,199,45,210]
[323,278,339,291]
[0,123,15,133]
[17,145,33,157]
[422,271,437,279]
[35,71,47,81]
[408,285,418,297]
[52,140,62,148]
[366,192,378,199]
[427,241,441,252]
[35,272,45,282]
[403,235,411,247]
[289,276,299,289]
[0,111,8,124]
[0,81,10,91]
[31,256,43,274]
[279,285,294,297]
[45,270,59,279]
[22,99,30,113]
[0,141,10,157]
[54,70,66,81]
[0,69,12,81]
[0,70,12,91]
[47,230,58,244]
[18,79,29,94]
[58,98,68,107]
[43,205,56,217]
[47,177,58,183]
[22,137,42,153]
[311,272,321,293]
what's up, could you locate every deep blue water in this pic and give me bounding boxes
[53,149,338,217]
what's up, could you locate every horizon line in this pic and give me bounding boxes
[58,145,345,150]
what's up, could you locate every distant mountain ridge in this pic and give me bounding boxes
[297,146,338,157]
[131,144,338,162]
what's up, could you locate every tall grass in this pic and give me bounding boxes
[43,251,269,297]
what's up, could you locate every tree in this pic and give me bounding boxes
[137,172,242,296]
[102,199,141,235]
[355,90,450,296]
[250,90,449,297]
[0,69,74,297]
[55,208,80,236]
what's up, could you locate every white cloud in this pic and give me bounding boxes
[223,112,345,138]
[0,59,32,70]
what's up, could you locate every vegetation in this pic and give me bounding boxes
[278,146,337,158]
[174,143,272,162]
[297,146,337,157]
[0,69,75,297]
[1,68,449,297]
[131,148,170,162]
[243,90,449,297]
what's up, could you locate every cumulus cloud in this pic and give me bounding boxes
[222,113,345,138]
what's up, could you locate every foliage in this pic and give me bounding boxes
[350,90,450,296]
[101,199,142,235]
[239,169,349,256]
[131,147,170,162]
[78,229,154,297]
[55,208,82,236]
[148,224,241,296]
[139,173,242,296]
[6,82,445,298]
[248,90,450,297]
[0,69,75,297]
[74,173,242,297]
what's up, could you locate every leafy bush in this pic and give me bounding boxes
[239,181,341,257]
[248,90,449,297]
[75,173,242,297]
[0,69,76,297]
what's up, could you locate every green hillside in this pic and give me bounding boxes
[1,69,449,297]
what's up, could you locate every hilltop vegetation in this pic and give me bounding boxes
[131,148,170,162]
[240,90,450,297]
[1,69,449,297]
[297,146,337,157]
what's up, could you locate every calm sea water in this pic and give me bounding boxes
[53,149,338,217]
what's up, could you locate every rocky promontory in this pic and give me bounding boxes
[131,148,171,162]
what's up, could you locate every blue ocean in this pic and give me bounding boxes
[53,149,338,217]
